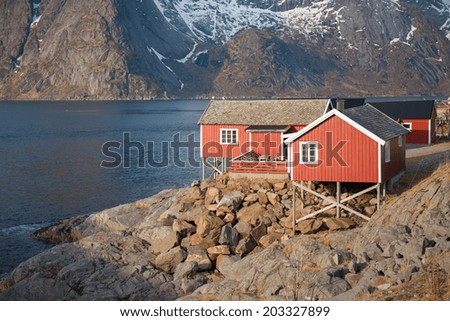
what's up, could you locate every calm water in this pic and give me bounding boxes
[0,100,207,276]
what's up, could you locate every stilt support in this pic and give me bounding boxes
[292,184,297,234]
[293,181,375,222]
[336,182,341,218]
[204,158,223,179]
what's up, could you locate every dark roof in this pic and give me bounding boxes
[198,99,330,125]
[369,100,435,119]
[330,98,366,110]
[344,104,410,141]
[246,125,291,133]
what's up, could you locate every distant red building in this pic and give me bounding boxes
[369,101,437,145]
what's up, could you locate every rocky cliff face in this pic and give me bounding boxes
[0,163,449,300]
[0,0,449,99]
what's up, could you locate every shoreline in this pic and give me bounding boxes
[1,164,449,300]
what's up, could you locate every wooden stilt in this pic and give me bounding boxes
[376,183,381,211]
[336,182,341,218]
[202,158,205,181]
[222,158,225,173]
[292,184,296,235]
[382,182,386,204]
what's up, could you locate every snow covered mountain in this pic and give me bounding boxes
[0,0,449,99]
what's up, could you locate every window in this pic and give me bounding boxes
[402,123,412,130]
[300,142,318,164]
[385,141,391,163]
[398,136,403,147]
[220,129,238,144]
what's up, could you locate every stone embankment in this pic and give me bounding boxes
[0,165,449,300]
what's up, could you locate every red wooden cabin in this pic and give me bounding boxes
[369,101,437,145]
[198,99,332,177]
[285,104,410,185]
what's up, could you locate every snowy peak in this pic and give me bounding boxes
[153,0,450,44]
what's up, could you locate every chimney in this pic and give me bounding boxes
[336,99,345,112]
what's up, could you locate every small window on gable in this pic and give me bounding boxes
[385,141,391,163]
[398,136,403,147]
[220,129,238,144]
[300,142,318,164]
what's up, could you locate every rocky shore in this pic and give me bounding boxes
[0,164,449,301]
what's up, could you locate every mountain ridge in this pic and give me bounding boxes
[0,0,449,100]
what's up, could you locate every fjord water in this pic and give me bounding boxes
[0,100,207,276]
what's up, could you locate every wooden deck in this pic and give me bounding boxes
[229,161,288,174]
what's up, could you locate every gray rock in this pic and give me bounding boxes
[173,261,198,280]
[216,255,241,275]
[181,278,205,295]
[332,267,379,300]
[219,225,240,247]
[361,243,383,261]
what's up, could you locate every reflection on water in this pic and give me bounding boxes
[0,100,207,275]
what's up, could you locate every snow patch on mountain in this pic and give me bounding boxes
[153,0,435,46]
[281,1,336,37]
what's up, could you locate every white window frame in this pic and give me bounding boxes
[299,142,319,164]
[220,128,238,145]
[402,122,412,130]
[385,141,391,163]
[398,136,403,147]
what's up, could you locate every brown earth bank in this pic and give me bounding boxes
[0,164,449,300]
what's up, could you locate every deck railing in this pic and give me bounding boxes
[229,160,288,174]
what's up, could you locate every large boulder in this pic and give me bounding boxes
[173,261,198,280]
[172,219,196,236]
[205,187,220,206]
[234,221,252,238]
[155,246,187,273]
[323,218,356,231]
[216,191,245,212]
[297,219,323,234]
[195,212,225,238]
[237,203,266,226]
[149,230,180,255]
[185,246,212,271]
